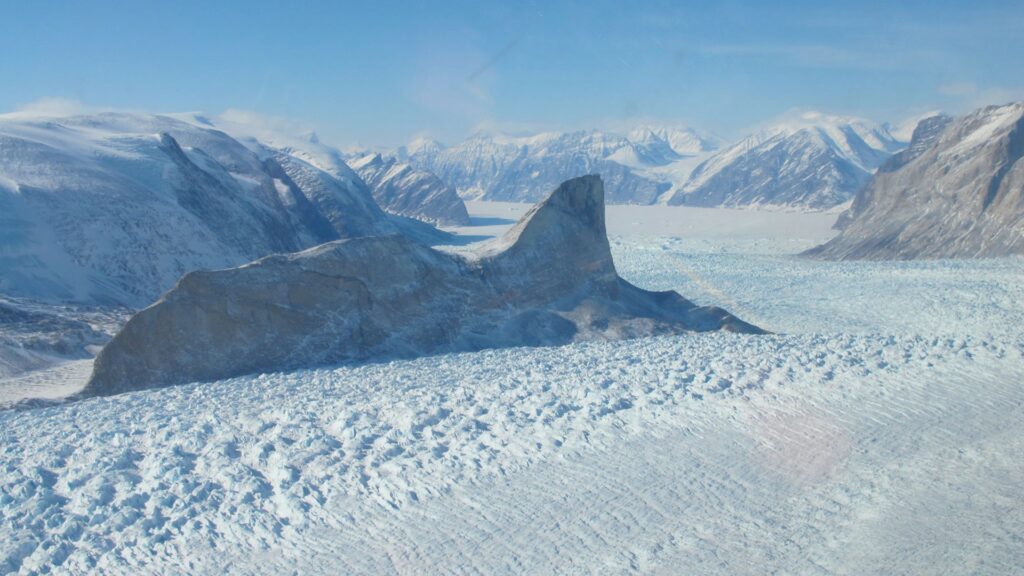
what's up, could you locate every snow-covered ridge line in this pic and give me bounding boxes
[400,113,906,210]
[667,111,904,209]
[398,126,720,205]
[349,153,470,226]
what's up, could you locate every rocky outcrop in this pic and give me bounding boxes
[805,103,1024,259]
[83,175,762,395]
[350,153,470,226]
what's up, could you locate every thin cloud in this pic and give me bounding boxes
[1,97,99,119]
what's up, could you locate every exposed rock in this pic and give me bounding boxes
[83,175,762,395]
[833,114,953,230]
[805,102,1024,259]
[350,153,470,226]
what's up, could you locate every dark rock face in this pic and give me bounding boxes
[833,115,955,230]
[84,175,762,396]
[806,103,1024,260]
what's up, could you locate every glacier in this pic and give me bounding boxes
[1,220,1022,574]
[2,108,1023,576]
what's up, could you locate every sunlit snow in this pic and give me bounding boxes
[1,205,1022,574]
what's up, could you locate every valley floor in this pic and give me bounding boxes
[1,205,1022,574]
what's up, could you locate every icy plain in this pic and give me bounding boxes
[2,205,1023,574]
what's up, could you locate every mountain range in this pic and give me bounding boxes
[806,103,1024,259]
[667,112,905,209]
[399,115,907,209]
[398,127,718,204]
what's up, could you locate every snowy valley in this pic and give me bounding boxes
[2,201,1022,573]
[2,101,1023,575]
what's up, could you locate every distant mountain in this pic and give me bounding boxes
[403,127,719,204]
[350,153,470,226]
[0,112,439,306]
[669,112,904,209]
[805,102,1024,259]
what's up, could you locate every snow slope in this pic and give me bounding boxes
[0,112,399,307]
[2,229,1022,574]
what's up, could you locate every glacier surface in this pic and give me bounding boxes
[1,210,1022,574]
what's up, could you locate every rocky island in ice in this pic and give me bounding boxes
[84,175,761,396]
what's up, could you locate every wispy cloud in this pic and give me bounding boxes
[1,97,100,118]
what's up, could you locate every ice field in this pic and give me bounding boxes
[2,205,1023,574]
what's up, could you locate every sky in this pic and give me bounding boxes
[2,0,1023,146]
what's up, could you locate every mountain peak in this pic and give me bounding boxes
[484,175,616,295]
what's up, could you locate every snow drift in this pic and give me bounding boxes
[83,175,762,395]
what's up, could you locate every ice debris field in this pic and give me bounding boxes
[2,218,1023,574]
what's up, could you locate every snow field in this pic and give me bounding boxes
[1,236,1022,574]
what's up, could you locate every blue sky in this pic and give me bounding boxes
[2,0,1022,145]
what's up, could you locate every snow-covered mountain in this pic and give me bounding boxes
[669,112,904,209]
[806,102,1024,259]
[403,127,719,204]
[350,153,470,226]
[0,112,436,307]
[402,117,905,210]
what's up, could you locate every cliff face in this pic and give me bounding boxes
[84,175,762,396]
[806,103,1024,260]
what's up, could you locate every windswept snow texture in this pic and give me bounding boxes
[2,231,1023,574]
[0,112,404,307]
[84,176,758,395]
[807,102,1024,259]
[670,112,903,209]
[350,153,470,226]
